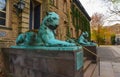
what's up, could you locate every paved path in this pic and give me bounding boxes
[97,46,120,77]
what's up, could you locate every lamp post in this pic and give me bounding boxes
[14,0,25,34]
[14,0,25,16]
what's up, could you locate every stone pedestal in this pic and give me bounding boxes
[2,47,83,77]
[83,46,97,63]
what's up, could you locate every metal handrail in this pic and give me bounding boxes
[82,46,100,76]
[83,46,98,57]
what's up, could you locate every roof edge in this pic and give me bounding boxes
[73,0,91,21]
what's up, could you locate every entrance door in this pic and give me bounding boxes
[29,0,41,30]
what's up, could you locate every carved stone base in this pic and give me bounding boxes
[2,47,83,77]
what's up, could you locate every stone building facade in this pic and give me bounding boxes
[109,24,120,34]
[0,0,90,48]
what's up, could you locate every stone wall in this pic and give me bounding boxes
[0,48,7,77]
[2,48,83,77]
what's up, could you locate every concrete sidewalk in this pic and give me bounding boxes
[111,46,120,57]
[97,46,120,77]
[100,61,120,77]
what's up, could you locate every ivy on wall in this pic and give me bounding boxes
[111,34,116,45]
[80,15,91,40]
[71,4,90,39]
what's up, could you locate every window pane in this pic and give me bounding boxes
[0,18,5,25]
[50,0,54,5]
[0,0,6,26]
[0,0,6,11]
[0,11,6,18]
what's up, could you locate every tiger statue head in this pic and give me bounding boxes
[42,12,60,30]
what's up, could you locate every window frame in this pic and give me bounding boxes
[0,0,6,26]
[0,0,11,28]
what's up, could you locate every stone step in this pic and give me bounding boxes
[84,64,97,77]
[92,64,99,77]
[84,57,87,62]
[84,60,92,72]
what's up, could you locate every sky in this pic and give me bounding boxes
[80,0,120,26]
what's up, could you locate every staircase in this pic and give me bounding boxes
[83,46,99,77]
[83,57,98,77]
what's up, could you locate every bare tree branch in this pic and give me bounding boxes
[107,20,120,22]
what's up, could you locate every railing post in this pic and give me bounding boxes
[98,57,100,76]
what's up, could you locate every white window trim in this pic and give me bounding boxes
[0,0,11,28]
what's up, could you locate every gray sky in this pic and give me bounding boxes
[80,0,120,26]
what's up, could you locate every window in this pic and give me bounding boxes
[54,0,57,6]
[63,0,67,13]
[71,28,73,37]
[0,0,6,26]
[50,0,58,7]
[50,0,54,5]
[76,10,79,27]
[71,4,75,26]
[29,0,41,30]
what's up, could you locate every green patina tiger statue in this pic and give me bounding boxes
[16,12,75,46]
[78,31,97,46]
